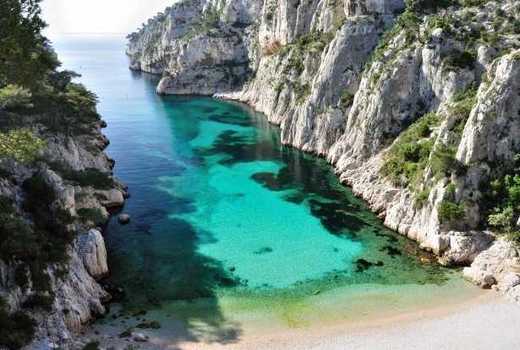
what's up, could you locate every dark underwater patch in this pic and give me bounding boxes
[380,245,403,258]
[201,106,218,114]
[308,199,366,235]
[109,217,238,304]
[253,247,273,255]
[355,259,384,273]
[208,132,281,166]
[375,231,399,243]
[251,172,289,191]
[283,191,306,204]
[209,113,252,127]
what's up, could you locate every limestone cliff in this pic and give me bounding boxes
[128,0,520,301]
[0,67,126,350]
[0,112,127,348]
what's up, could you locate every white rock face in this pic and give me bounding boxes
[78,229,109,279]
[127,0,520,298]
[457,53,520,165]
[464,239,520,300]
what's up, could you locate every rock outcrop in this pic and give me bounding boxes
[127,0,520,299]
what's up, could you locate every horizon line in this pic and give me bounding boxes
[46,31,129,36]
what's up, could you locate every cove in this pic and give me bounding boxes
[53,35,480,346]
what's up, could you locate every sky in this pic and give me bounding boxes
[41,0,174,35]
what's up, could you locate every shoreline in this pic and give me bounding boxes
[83,277,517,349]
[200,293,520,350]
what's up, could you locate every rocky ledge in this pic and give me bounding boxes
[127,0,520,300]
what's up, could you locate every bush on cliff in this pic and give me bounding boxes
[0,85,33,110]
[0,0,59,89]
[438,200,466,223]
[0,297,36,350]
[0,128,45,163]
[47,160,115,190]
[381,113,439,188]
[485,174,520,243]
[0,174,75,294]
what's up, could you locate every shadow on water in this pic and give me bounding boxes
[106,214,243,348]
[103,73,243,348]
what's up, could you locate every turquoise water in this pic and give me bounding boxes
[52,35,459,329]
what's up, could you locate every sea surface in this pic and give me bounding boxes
[52,34,479,347]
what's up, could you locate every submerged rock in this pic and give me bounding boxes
[132,332,149,342]
[118,213,131,225]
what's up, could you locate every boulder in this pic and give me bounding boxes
[463,239,520,292]
[77,229,109,279]
[98,189,125,208]
[118,214,131,225]
[133,332,149,342]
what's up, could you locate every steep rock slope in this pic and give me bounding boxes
[0,2,127,347]
[0,119,126,348]
[127,0,520,300]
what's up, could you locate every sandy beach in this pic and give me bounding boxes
[86,281,520,350]
[194,293,520,350]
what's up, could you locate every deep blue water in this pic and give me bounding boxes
[52,35,452,311]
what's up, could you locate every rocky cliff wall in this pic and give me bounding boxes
[0,115,127,348]
[127,0,520,301]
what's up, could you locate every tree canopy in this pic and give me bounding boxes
[0,0,59,89]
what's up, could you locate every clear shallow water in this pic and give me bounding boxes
[52,34,472,344]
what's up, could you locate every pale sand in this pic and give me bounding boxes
[87,281,520,349]
[172,292,520,350]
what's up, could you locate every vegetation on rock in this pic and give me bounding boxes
[0,297,36,350]
[0,128,45,163]
[0,1,116,347]
[381,112,439,189]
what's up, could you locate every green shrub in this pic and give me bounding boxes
[62,83,98,115]
[0,298,36,350]
[445,183,457,198]
[0,167,13,179]
[450,86,477,135]
[438,200,466,223]
[430,145,465,179]
[47,161,115,190]
[488,206,514,231]
[339,90,354,111]
[294,82,311,104]
[406,0,456,13]
[0,215,37,262]
[443,50,476,71]
[82,341,101,350]
[282,31,335,74]
[0,85,33,110]
[17,175,74,288]
[0,129,46,163]
[414,188,431,208]
[484,175,520,244]
[77,208,106,225]
[66,168,115,190]
[21,293,54,311]
[381,113,439,188]
[0,195,15,214]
